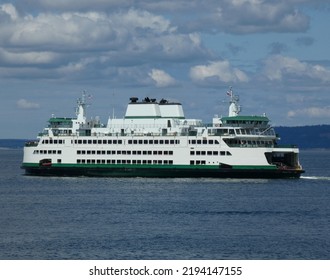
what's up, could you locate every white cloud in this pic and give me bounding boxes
[0,4,208,81]
[190,60,249,84]
[263,55,330,83]
[17,99,40,109]
[149,69,176,87]
[288,107,330,118]
[0,48,58,66]
[0,3,18,20]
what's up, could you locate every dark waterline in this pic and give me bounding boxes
[0,149,329,259]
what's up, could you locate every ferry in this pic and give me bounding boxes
[21,88,304,178]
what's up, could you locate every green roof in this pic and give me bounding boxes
[221,115,269,122]
[48,117,73,123]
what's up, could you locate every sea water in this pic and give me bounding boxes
[0,149,329,259]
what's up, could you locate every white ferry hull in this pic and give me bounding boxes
[21,90,305,179]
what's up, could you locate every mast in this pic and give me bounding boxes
[227,87,241,117]
[76,92,87,123]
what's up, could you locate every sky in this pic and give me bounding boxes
[1,0,330,138]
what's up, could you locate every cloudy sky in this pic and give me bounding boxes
[1,0,330,138]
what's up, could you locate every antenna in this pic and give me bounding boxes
[227,87,241,117]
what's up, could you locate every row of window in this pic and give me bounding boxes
[224,139,274,147]
[41,139,64,144]
[74,139,181,145]
[76,159,174,165]
[33,150,62,154]
[190,151,232,156]
[188,139,220,145]
[190,160,206,165]
[74,139,123,145]
[41,138,222,146]
[128,139,180,145]
[77,150,174,155]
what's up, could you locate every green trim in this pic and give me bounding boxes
[232,165,277,170]
[221,116,269,122]
[49,118,73,123]
[22,162,276,170]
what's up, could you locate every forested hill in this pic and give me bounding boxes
[275,125,330,149]
[0,125,330,149]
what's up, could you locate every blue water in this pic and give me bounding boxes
[0,149,329,259]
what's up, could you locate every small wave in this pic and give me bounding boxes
[301,176,330,181]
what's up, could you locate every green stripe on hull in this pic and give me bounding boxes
[22,162,277,170]
[21,162,303,178]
